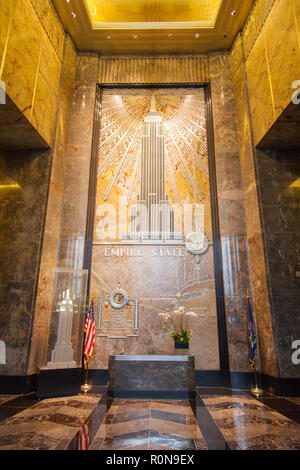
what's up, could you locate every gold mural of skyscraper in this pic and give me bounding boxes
[94,88,210,245]
[123,96,178,242]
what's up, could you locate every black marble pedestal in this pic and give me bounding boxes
[108,355,195,398]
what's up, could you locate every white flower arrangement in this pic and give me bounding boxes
[159,305,199,343]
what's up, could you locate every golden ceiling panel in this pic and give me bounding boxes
[84,0,222,27]
[53,0,255,54]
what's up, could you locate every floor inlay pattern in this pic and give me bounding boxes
[89,399,207,450]
[0,391,104,450]
[199,392,300,450]
[0,388,300,450]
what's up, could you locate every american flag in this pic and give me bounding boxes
[83,298,96,365]
[77,424,90,450]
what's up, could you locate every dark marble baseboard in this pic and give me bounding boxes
[197,371,300,396]
[231,371,254,389]
[1,370,299,397]
[196,370,228,387]
[87,369,300,395]
[88,369,255,391]
[36,368,83,399]
[0,374,38,395]
[108,390,196,399]
[260,374,300,397]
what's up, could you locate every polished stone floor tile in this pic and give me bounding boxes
[1,388,299,450]
[88,398,207,450]
[150,409,195,424]
[100,431,150,450]
[0,389,104,450]
[200,393,300,450]
[0,396,17,406]
[149,430,196,450]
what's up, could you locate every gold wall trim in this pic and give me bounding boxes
[29,0,65,62]
[30,31,44,122]
[98,55,209,84]
[0,0,17,81]
[293,1,300,52]
[242,0,276,60]
[263,34,276,119]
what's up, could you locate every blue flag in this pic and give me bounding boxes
[247,295,257,369]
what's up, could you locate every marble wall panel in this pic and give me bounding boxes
[57,81,97,269]
[0,93,48,150]
[90,245,220,371]
[247,232,279,375]
[29,0,65,61]
[0,149,51,377]
[27,35,77,375]
[1,0,43,123]
[245,36,275,146]
[242,0,300,146]
[28,74,97,372]
[255,148,300,378]
[209,53,252,373]
[0,0,66,147]
[263,0,300,119]
[76,53,99,83]
[0,0,15,67]
[230,33,279,379]
[242,0,276,60]
[31,72,59,148]
[230,0,300,381]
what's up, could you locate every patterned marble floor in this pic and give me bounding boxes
[0,387,299,450]
[89,399,207,450]
[199,391,300,450]
[0,396,17,406]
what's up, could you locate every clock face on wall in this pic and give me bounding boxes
[185,232,209,255]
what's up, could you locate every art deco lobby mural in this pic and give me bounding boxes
[90,88,220,370]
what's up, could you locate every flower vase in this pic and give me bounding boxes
[174,340,189,356]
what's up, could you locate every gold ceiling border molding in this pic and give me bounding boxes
[92,21,214,30]
[53,0,255,55]
[97,55,209,85]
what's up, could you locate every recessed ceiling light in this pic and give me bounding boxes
[195,33,200,39]
[133,34,138,39]
[168,33,173,38]
[71,12,76,18]
[107,35,111,39]
[231,10,237,16]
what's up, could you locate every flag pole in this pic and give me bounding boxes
[81,296,94,393]
[81,361,92,393]
[247,289,263,397]
[250,368,263,397]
